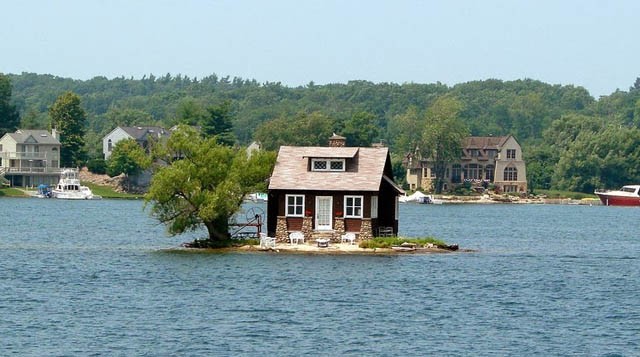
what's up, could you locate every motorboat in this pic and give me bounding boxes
[594,185,640,206]
[51,169,101,200]
[35,184,52,198]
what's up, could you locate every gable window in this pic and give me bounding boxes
[504,167,518,181]
[286,194,305,217]
[108,139,113,152]
[344,195,363,218]
[312,158,345,172]
[371,196,378,219]
[506,149,516,159]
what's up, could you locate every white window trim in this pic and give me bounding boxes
[371,196,378,219]
[344,195,363,218]
[285,194,305,217]
[311,158,345,172]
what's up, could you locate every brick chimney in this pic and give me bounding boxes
[328,133,346,147]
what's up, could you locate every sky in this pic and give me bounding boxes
[2,0,639,97]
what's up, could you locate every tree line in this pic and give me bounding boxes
[3,72,640,193]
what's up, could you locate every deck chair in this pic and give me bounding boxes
[289,231,305,244]
[259,232,276,249]
[341,232,356,245]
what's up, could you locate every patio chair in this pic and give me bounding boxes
[341,232,356,245]
[259,232,276,249]
[289,231,305,244]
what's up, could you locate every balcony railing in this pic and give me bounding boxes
[1,151,56,160]
[3,167,63,174]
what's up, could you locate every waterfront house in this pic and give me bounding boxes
[405,135,527,193]
[102,126,170,160]
[267,134,404,244]
[0,129,62,187]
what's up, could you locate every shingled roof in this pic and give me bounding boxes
[7,130,60,145]
[121,126,170,141]
[462,136,510,149]
[269,146,397,192]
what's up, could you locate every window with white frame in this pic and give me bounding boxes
[344,195,363,218]
[311,158,345,172]
[286,194,305,217]
[371,196,378,219]
[507,149,516,159]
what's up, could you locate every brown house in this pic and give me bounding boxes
[267,135,404,244]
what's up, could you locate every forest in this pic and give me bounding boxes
[3,72,640,194]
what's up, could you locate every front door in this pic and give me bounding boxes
[315,196,333,230]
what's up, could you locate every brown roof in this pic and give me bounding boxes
[462,136,510,149]
[269,146,391,192]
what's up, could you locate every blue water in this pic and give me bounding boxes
[1,198,638,356]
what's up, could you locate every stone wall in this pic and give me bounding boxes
[359,218,373,240]
[276,216,288,242]
[333,217,345,241]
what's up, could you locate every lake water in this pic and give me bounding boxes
[1,198,638,356]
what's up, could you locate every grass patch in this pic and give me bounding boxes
[534,189,597,200]
[359,236,447,249]
[0,187,30,197]
[82,182,144,199]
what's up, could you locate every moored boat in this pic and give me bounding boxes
[594,185,640,206]
[51,168,101,200]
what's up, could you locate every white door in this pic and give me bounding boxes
[315,196,333,230]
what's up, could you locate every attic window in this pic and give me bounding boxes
[312,158,345,172]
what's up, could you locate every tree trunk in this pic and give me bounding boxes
[204,216,231,241]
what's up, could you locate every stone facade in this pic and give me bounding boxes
[333,218,345,241]
[301,216,313,242]
[275,216,288,242]
[359,218,373,240]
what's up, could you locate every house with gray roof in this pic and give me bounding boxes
[267,134,404,244]
[103,126,170,160]
[405,135,527,193]
[0,129,62,186]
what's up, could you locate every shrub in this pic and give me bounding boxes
[86,158,107,174]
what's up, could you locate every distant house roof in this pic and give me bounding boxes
[269,146,400,192]
[462,136,511,149]
[120,126,170,141]
[7,130,60,145]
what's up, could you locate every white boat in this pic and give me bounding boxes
[51,169,101,200]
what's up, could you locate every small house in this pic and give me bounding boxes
[267,134,404,244]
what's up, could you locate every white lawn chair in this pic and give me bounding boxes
[289,231,305,244]
[259,232,276,249]
[341,232,356,245]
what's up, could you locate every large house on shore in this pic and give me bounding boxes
[267,134,404,244]
[405,135,527,193]
[0,129,62,187]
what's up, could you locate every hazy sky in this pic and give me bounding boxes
[2,0,638,97]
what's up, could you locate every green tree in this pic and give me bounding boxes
[0,73,20,137]
[145,126,276,243]
[341,111,380,146]
[201,100,236,146]
[106,138,151,178]
[49,91,87,167]
[420,96,469,193]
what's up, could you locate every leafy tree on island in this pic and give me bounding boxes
[145,125,276,244]
[420,96,469,194]
[0,73,20,138]
[49,91,87,167]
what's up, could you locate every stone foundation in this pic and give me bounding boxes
[301,216,313,242]
[276,216,288,242]
[333,218,345,241]
[359,218,373,240]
